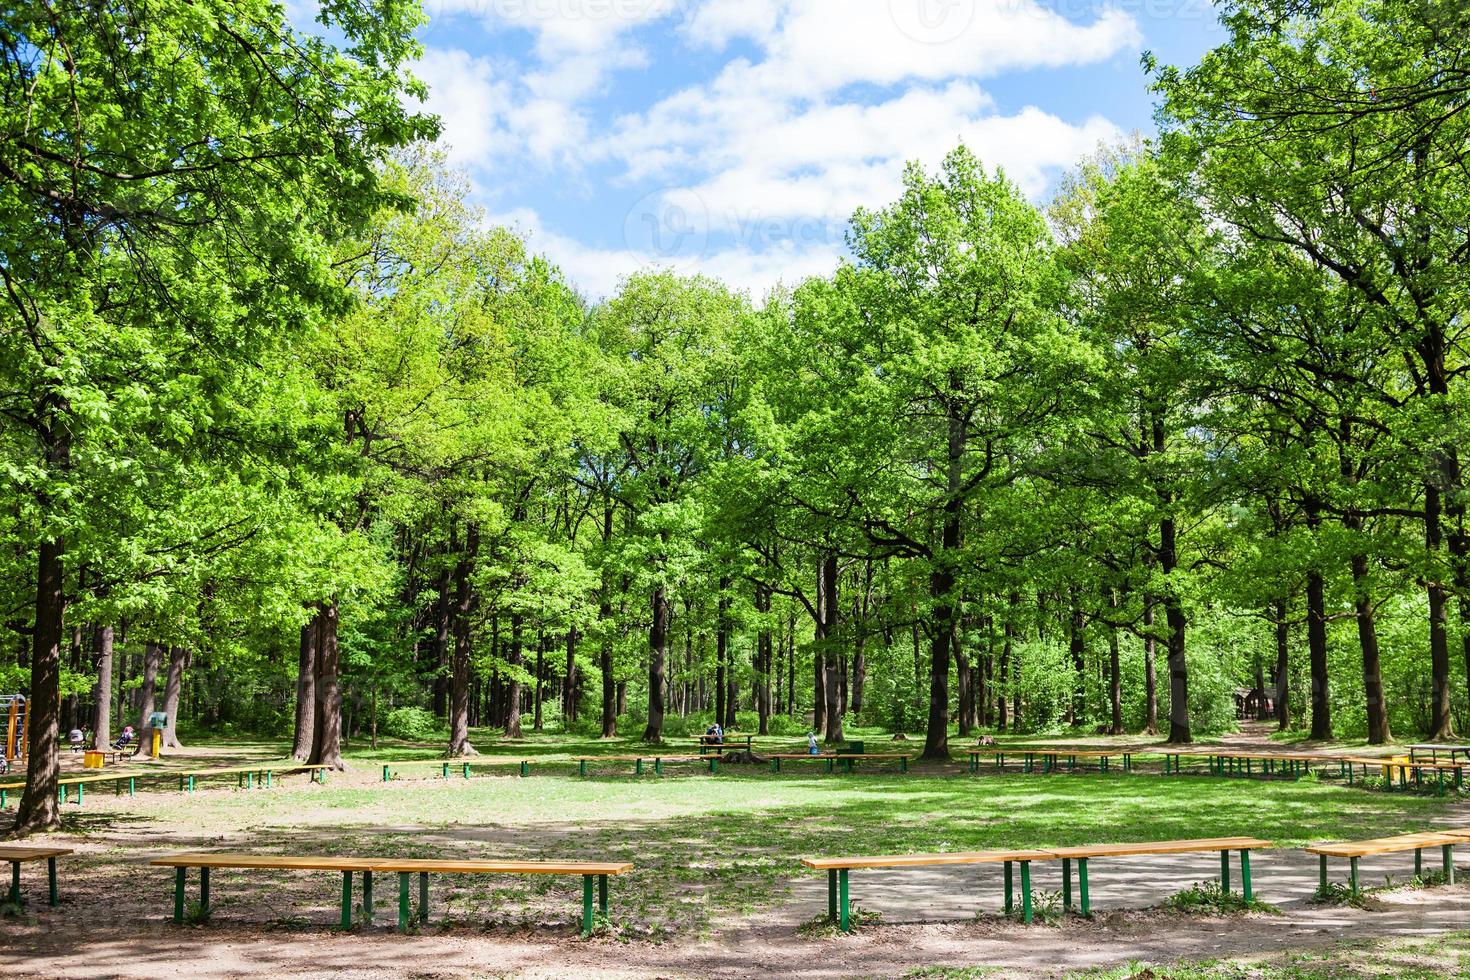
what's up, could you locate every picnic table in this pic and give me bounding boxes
[1408,744,1470,763]
[1,845,70,908]
[768,753,910,774]
[968,748,1133,775]
[692,734,753,755]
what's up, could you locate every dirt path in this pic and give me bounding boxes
[5,798,1470,979]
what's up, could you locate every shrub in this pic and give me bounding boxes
[380,706,442,742]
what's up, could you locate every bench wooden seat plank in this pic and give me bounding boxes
[802,849,1054,929]
[1306,831,1463,895]
[1043,838,1270,915]
[0,845,70,908]
[152,852,630,936]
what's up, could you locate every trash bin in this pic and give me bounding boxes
[83,750,105,769]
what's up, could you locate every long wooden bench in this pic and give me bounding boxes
[1305,830,1464,896]
[1337,756,1468,795]
[769,753,911,774]
[1044,837,1271,914]
[0,762,329,807]
[572,755,716,776]
[968,748,1133,775]
[363,857,633,935]
[151,852,633,936]
[802,836,1271,931]
[0,845,71,908]
[380,759,535,781]
[801,849,1055,930]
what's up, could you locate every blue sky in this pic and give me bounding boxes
[392,0,1227,297]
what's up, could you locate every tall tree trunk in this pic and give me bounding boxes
[997,612,1011,732]
[1142,601,1159,735]
[1107,593,1123,735]
[643,584,669,741]
[1427,481,1455,738]
[534,636,544,733]
[1348,551,1389,744]
[291,619,317,760]
[1305,568,1333,740]
[449,525,479,756]
[756,584,772,735]
[91,625,114,750]
[819,553,843,742]
[136,642,162,732]
[1274,599,1291,730]
[954,632,972,738]
[1068,596,1085,726]
[564,626,579,724]
[506,610,524,739]
[308,600,345,770]
[160,646,188,749]
[432,568,450,718]
[14,535,65,835]
[1159,506,1190,743]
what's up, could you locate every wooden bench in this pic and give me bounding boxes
[768,753,910,774]
[968,748,1133,775]
[0,845,71,908]
[1409,744,1470,764]
[380,759,535,781]
[1337,756,1468,795]
[1305,831,1464,896]
[0,763,332,808]
[364,857,633,935]
[151,853,394,929]
[572,755,717,776]
[151,852,633,936]
[1044,837,1271,915]
[692,734,754,756]
[801,849,1055,930]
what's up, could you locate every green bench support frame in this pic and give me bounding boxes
[7,856,59,908]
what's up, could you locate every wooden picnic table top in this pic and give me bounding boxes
[572,754,706,762]
[0,845,72,862]
[1306,831,1467,858]
[973,747,1131,757]
[150,853,389,871]
[363,858,633,875]
[1045,837,1273,859]
[802,849,1054,870]
[693,734,752,741]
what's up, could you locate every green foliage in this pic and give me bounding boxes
[380,707,444,743]
[1162,879,1277,916]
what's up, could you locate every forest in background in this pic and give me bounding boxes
[3,0,1469,833]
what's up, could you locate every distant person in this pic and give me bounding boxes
[705,723,723,746]
[807,731,820,756]
[113,727,135,752]
[67,728,84,753]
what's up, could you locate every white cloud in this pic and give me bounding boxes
[412,49,512,166]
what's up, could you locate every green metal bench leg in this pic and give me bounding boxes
[826,758,833,774]
[1020,861,1032,924]
[1220,850,1230,895]
[1063,858,1072,911]
[442,763,449,779]
[839,869,850,932]
[579,760,587,776]
[188,775,195,792]
[582,874,595,936]
[520,761,528,777]
[9,861,18,906]
[174,867,186,924]
[771,758,779,773]
[1004,861,1013,915]
[1079,858,1090,916]
[342,872,353,928]
[419,872,429,922]
[1416,848,1423,878]
[828,869,837,922]
[59,784,66,804]
[363,870,373,927]
[398,872,410,932]
[77,782,83,805]
[128,777,135,796]
[710,758,718,774]
[1438,770,1446,796]
[198,866,208,915]
[383,765,390,782]
[1445,844,1455,885]
[1,789,6,808]
[1318,854,1327,894]
[463,763,470,779]
[901,756,908,774]
[844,758,853,774]
[656,758,664,775]
[598,874,608,917]
[1240,850,1252,902]
[1349,856,1359,896]
[636,759,643,776]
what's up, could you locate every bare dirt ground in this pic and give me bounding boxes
[2,730,1466,978]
